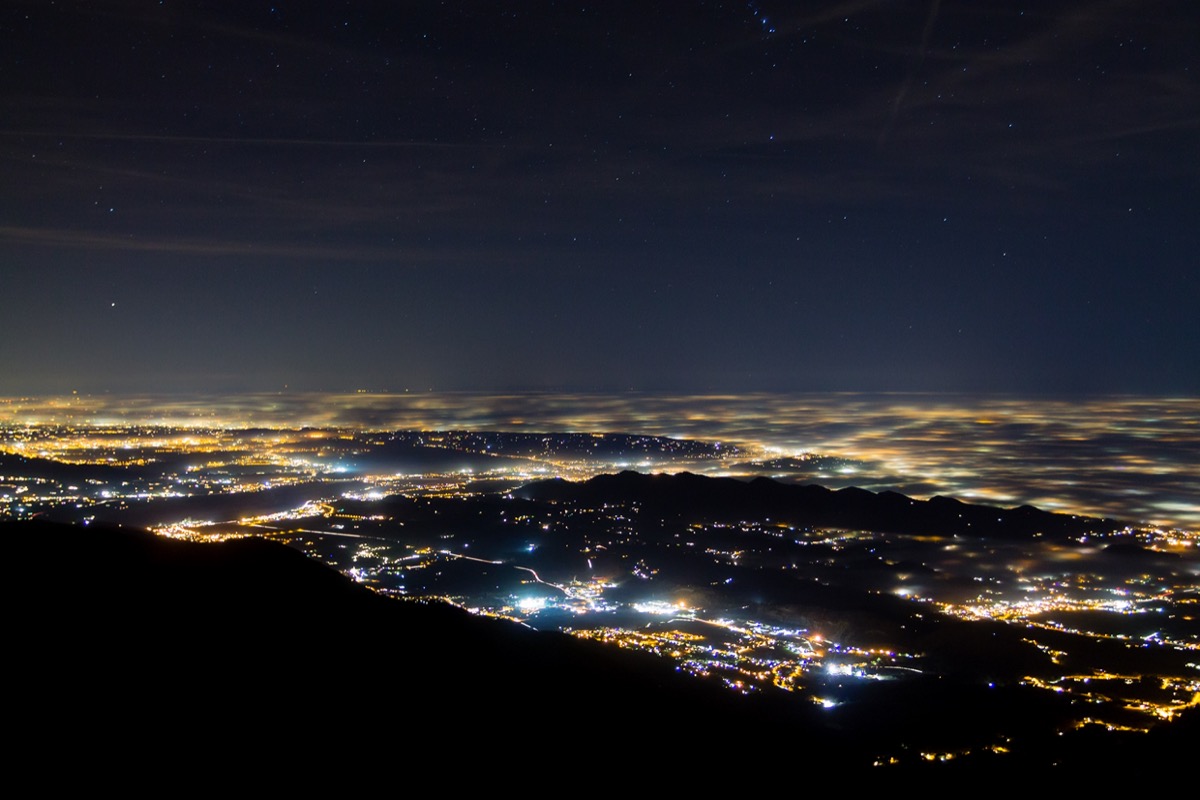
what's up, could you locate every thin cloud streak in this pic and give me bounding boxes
[0,225,515,264]
[0,130,489,150]
[880,0,942,147]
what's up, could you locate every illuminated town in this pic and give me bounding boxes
[2,392,1197,766]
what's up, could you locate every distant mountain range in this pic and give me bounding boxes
[518,470,1126,539]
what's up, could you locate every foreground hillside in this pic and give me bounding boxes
[4,521,832,765]
[4,519,1194,784]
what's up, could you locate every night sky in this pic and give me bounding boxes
[3,1,1197,395]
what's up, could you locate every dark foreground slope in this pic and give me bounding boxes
[6,519,1193,786]
[3,520,840,775]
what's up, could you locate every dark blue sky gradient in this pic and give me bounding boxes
[2,1,1197,394]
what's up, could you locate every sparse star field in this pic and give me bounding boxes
[1,1,1197,394]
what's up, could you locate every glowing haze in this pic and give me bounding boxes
[4,391,1196,529]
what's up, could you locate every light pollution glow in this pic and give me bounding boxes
[2,392,1196,529]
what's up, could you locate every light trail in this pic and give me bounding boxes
[514,565,569,597]
[441,551,504,565]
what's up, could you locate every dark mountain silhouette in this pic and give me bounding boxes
[518,471,1124,538]
[51,479,342,528]
[3,519,840,771]
[0,451,147,482]
[6,514,1191,784]
[404,430,738,460]
[310,436,532,474]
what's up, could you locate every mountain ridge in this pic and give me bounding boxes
[517,470,1125,539]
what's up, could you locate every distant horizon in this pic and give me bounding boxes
[5,392,1196,528]
[5,386,1199,400]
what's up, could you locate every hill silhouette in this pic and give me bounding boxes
[4,520,840,772]
[5,516,1192,785]
[518,470,1124,538]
